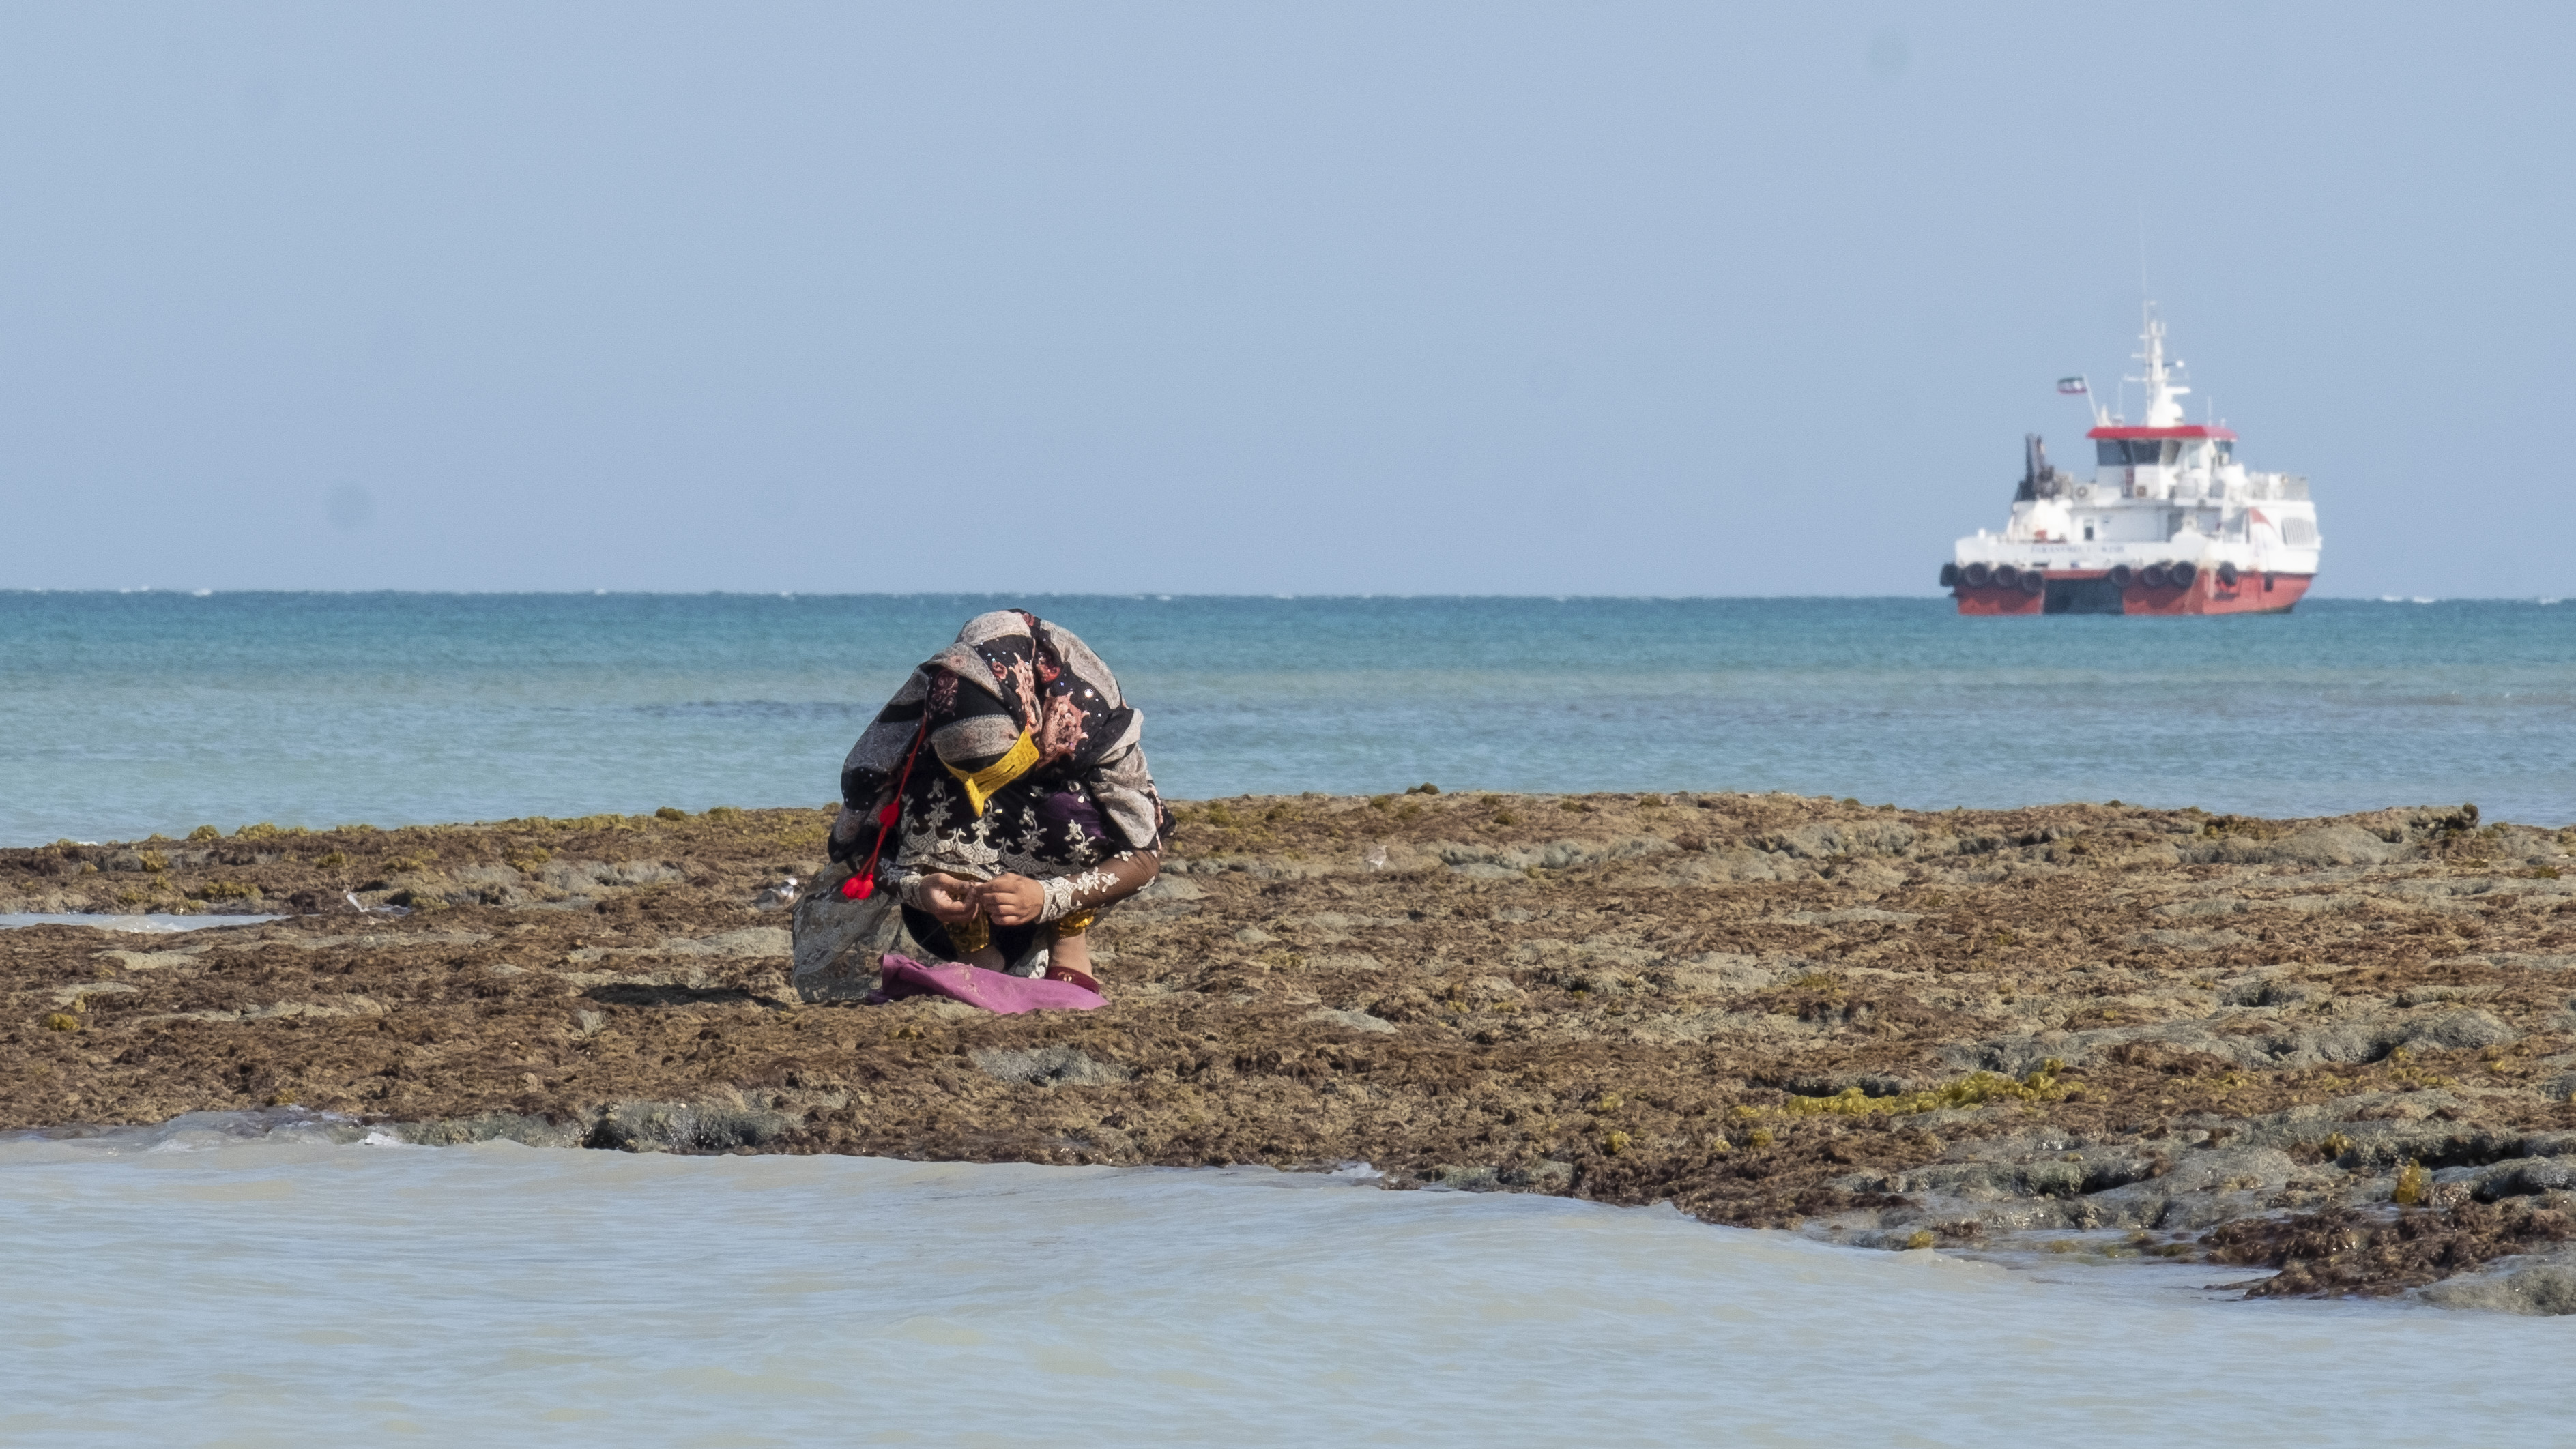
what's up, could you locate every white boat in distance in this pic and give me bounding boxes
[1942,308,2321,615]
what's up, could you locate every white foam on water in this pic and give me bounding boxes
[1,1124,2570,1445]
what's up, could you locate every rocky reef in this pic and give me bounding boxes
[8,791,2576,1310]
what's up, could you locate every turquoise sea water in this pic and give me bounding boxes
[3,591,2571,845]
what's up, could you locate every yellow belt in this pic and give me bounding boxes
[946,730,1039,816]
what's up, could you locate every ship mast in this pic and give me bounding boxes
[2129,304,2190,427]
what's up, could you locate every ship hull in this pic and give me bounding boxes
[1952,569,2313,617]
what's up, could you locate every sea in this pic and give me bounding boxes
[2,591,2571,846]
[5,591,2575,1443]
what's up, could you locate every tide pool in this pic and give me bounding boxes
[1,1123,2569,1446]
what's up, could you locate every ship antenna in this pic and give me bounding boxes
[2137,210,2151,304]
[2134,210,2156,426]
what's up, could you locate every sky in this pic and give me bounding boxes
[0,3,2568,598]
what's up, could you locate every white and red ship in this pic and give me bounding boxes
[1943,310,2319,615]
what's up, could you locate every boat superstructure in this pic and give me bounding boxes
[1941,310,2319,615]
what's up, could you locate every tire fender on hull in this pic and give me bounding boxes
[1956,569,2316,617]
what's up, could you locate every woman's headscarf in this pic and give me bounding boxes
[836,610,1163,858]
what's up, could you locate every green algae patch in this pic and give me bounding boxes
[2393,1159,2431,1208]
[1766,1065,2068,1121]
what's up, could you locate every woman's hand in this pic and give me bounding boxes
[920,874,982,924]
[974,874,1047,926]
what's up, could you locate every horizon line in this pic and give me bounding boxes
[0,589,2551,604]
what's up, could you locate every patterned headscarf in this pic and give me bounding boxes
[837,610,1163,855]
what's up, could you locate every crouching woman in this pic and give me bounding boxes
[828,609,1168,994]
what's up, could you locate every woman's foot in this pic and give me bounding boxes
[1044,930,1101,993]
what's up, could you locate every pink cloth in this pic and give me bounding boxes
[873,953,1105,1014]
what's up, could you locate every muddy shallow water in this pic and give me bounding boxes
[8,791,2576,1308]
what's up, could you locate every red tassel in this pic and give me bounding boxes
[841,720,923,908]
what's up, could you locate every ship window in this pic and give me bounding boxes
[2094,439,2168,466]
[2214,441,2234,463]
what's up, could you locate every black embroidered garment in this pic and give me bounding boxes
[832,611,1168,928]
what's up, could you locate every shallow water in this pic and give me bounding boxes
[3,592,2572,845]
[1,1122,2570,1446]
[0,913,278,932]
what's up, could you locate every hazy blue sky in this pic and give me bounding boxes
[1,3,2568,597]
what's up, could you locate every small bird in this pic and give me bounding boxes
[1365,845,1388,870]
[756,877,800,909]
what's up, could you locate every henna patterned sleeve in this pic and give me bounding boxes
[880,861,936,911]
[1037,849,1160,923]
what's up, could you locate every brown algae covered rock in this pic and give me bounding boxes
[5,794,2576,1305]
